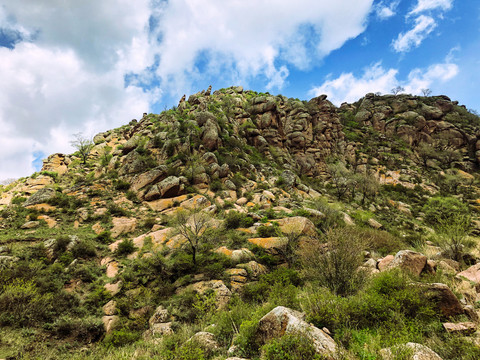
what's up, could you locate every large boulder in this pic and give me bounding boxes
[256,306,337,358]
[386,250,427,276]
[23,187,56,207]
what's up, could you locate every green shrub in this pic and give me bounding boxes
[103,328,141,347]
[115,239,136,257]
[257,225,278,238]
[224,211,254,229]
[71,240,97,259]
[299,227,368,296]
[52,315,104,343]
[107,202,129,217]
[0,279,54,326]
[96,230,113,244]
[11,196,26,205]
[261,333,324,360]
[114,179,130,191]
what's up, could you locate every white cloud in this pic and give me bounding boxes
[392,15,436,52]
[375,1,400,20]
[0,0,154,179]
[409,0,453,15]
[149,0,374,93]
[310,59,459,105]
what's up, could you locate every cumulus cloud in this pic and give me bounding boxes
[392,15,437,52]
[409,0,453,15]
[0,0,155,179]
[310,59,459,105]
[148,0,374,93]
[375,1,400,20]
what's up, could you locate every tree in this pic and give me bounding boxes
[70,133,94,165]
[421,88,432,96]
[171,207,212,266]
[327,161,352,200]
[391,86,405,95]
[356,172,379,205]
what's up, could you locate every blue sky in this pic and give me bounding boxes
[0,0,479,179]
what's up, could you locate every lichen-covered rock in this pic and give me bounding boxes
[386,250,427,276]
[23,187,56,207]
[256,306,337,358]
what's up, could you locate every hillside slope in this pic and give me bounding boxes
[1,87,480,359]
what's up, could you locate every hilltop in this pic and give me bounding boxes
[1,87,480,359]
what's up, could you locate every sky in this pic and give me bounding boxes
[0,0,479,180]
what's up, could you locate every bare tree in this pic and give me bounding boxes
[391,86,405,95]
[421,88,432,96]
[327,161,353,200]
[171,208,211,266]
[70,133,94,165]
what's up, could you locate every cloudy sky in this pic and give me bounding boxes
[0,0,479,179]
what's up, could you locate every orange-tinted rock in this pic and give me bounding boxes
[111,217,137,238]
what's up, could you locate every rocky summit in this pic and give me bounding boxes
[1,87,480,359]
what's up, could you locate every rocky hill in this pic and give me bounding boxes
[1,87,480,359]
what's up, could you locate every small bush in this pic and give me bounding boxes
[71,240,97,259]
[257,225,278,238]
[224,211,254,229]
[114,179,130,191]
[115,239,136,257]
[299,227,368,296]
[261,333,324,360]
[52,315,104,343]
[96,230,113,244]
[103,328,141,347]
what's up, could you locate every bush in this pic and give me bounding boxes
[71,240,97,259]
[103,328,141,347]
[257,225,278,238]
[261,333,324,360]
[224,211,254,229]
[52,315,104,343]
[115,239,136,257]
[299,227,368,296]
[96,230,113,244]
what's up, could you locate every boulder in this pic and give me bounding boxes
[378,255,395,271]
[237,261,268,279]
[416,283,464,318]
[188,332,219,354]
[102,315,120,334]
[256,306,337,358]
[275,216,317,237]
[21,221,40,229]
[149,306,171,327]
[158,176,182,198]
[103,300,117,316]
[130,166,167,192]
[456,263,480,283]
[368,218,383,229]
[443,322,476,335]
[111,217,137,238]
[386,250,427,276]
[23,187,56,207]
[380,342,442,360]
[190,280,232,309]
